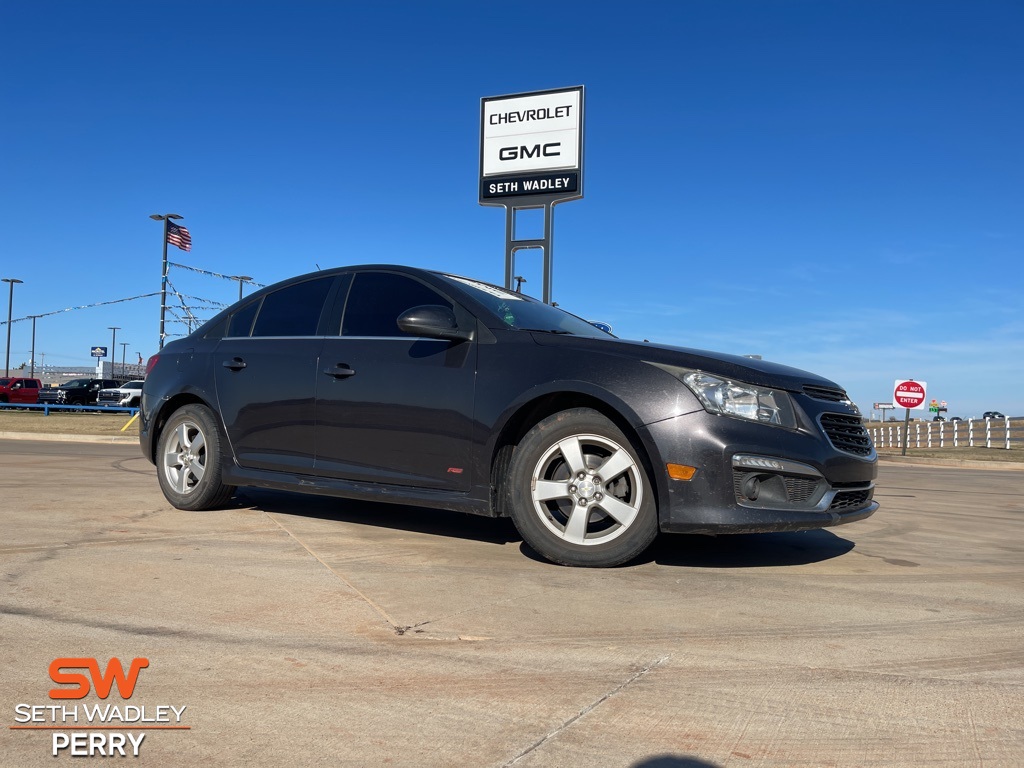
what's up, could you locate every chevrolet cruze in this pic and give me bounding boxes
[141,265,878,567]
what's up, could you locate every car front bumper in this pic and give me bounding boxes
[640,409,878,534]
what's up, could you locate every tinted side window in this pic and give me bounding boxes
[203,316,228,339]
[227,301,260,337]
[252,277,335,337]
[25,380,38,388]
[342,273,453,337]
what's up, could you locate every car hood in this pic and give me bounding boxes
[529,334,845,393]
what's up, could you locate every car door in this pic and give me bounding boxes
[22,380,40,404]
[11,380,32,403]
[314,270,476,492]
[214,274,339,474]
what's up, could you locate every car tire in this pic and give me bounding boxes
[506,408,658,567]
[157,404,235,511]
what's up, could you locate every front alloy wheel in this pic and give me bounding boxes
[530,433,644,547]
[507,408,658,567]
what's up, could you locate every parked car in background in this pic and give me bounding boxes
[37,378,121,407]
[0,377,42,404]
[97,380,144,408]
[949,416,963,422]
[141,264,878,568]
[983,411,1005,420]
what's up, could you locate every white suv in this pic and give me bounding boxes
[96,380,145,408]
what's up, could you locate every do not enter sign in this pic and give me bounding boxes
[893,379,928,409]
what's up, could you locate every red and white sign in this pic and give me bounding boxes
[893,379,928,409]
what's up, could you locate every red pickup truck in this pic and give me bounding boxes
[0,377,43,404]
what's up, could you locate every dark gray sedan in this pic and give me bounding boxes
[141,265,877,567]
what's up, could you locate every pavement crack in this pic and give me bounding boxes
[264,512,403,632]
[500,655,671,767]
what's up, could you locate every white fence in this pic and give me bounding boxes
[868,418,1019,450]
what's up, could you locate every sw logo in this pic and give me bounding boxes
[13,657,189,758]
[49,657,149,700]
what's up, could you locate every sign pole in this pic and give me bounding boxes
[893,378,927,456]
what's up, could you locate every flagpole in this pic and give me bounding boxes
[150,213,183,351]
[159,217,169,350]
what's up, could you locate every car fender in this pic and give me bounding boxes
[483,374,698,520]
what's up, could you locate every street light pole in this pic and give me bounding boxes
[29,315,41,379]
[108,326,120,379]
[150,213,183,350]
[2,277,24,377]
[120,342,129,379]
[230,275,253,302]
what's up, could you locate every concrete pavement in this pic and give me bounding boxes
[1,439,1022,766]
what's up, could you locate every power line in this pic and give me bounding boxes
[0,292,162,326]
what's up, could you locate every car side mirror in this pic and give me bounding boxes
[397,305,473,342]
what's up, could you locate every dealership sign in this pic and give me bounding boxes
[893,379,927,409]
[480,86,584,202]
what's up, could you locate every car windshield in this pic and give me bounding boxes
[440,275,613,338]
[61,379,91,388]
[0,379,9,387]
[122,381,144,389]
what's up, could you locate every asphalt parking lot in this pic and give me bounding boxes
[2,439,1022,767]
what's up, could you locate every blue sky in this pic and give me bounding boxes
[1,0,1021,418]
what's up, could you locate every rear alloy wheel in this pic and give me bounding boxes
[157,404,235,510]
[507,408,658,567]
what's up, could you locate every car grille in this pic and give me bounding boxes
[829,489,872,511]
[803,385,849,402]
[97,392,120,404]
[819,413,873,456]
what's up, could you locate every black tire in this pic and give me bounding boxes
[505,408,658,567]
[156,404,235,511]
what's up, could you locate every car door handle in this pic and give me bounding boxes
[323,364,356,378]
[222,358,247,371]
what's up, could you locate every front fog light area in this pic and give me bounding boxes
[731,455,828,509]
[682,372,797,428]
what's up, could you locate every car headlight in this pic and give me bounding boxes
[647,364,798,430]
[680,370,798,428]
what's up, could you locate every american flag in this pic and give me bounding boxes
[166,221,192,252]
